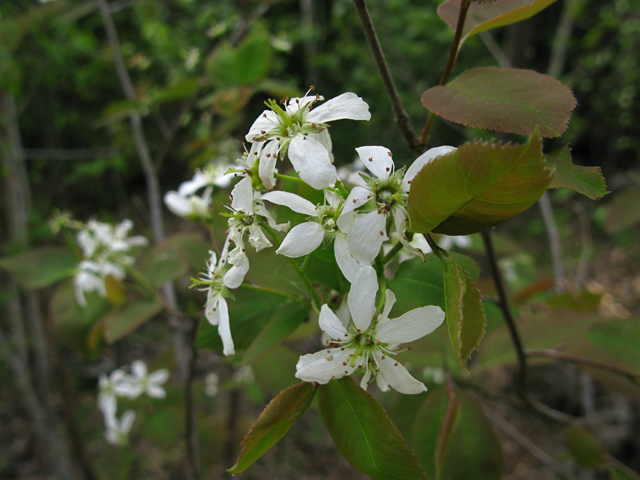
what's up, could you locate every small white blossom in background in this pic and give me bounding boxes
[105,410,136,446]
[422,366,446,385]
[69,218,148,306]
[164,162,236,219]
[204,373,220,397]
[438,235,472,251]
[295,268,445,394]
[232,365,255,384]
[96,360,169,446]
[116,360,170,399]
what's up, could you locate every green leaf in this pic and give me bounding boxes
[0,246,77,289]
[422,67,576,138]
[584,319,640,371]
[388,253,481,317]
[545,147,607,199]
[227,382,317,474]
[240,302,310,365]
[210,86,253,116]
[440,252,487,368]
[318,377,428,480]
[604,189,640,233]
[610,465,640,480]
[564,425,606,468]
[102,300,164,344]
[149,77,201,105]
[438,0,558,46]
[412,389,503,480]
[208,31,273,88]
[137,233,210,288]
[195,288,289,352]
[304,242,349,294]
[50,280,112,358]
[407,133,554,235]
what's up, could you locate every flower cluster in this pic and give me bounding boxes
[98,360,169,446]
[69,219,148,307]
[169,90,458,394]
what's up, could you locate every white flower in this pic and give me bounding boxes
[164,162,235,219]
[72,219,147,307]
[193,247,248,356]
[295,268,445,394]
[97,368,127,420]
[246,91,371,190]
[337,145,456,264]
[261,189,365,282]
[116,360,169,399]
[204,373,220,397]
[105,410,136,446]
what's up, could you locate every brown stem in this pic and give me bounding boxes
[481,230,528,393]
[526,349,640,386]
[352,0,424,156]
[420,0,471,145]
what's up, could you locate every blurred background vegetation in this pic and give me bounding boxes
[1,0,638,478]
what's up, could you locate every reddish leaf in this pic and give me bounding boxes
[546,146,607,199]
[438,0,558,46]
[421,67,576,138]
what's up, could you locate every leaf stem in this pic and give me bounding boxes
[380,241,403,265]
[352,0,424,156]
[239,283,311,308]
[274,172,304,183]
[420,0,472,145]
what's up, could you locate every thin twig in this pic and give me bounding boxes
[481,230,528,393]
[526,349,640,386]
[483,406,578,480]
[538,192,566,291]
[570,200,593,288]
[420,0,471,145]
[185,318,201,480]
[352,0,423,156]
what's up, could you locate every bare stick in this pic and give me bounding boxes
[185,318,201,480]
[481,230,528,393]
[352,0,424,156]
[527,349,640,386]
[483,406,578,480]
[420,0,471,145]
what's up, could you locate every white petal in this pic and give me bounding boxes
[288,135,337,190]
[334,235,364,283]
[148,369,169,385]
[336,210,355,233]
[340,186,373,217]
[347,211,388,263]
[318,304,349,340]
[376,306,445,344]
[276,222,324,257]
[307,92,371,123]
[205,293,221,325]
[131,360,147,378]
[178,172,208,196]
[164,191,193,217]
[259,141,279,190]
[224,257,249,289]
[295,348,356,384]
[246,110,279,142]
[381,289,396,322]
[231,176,254,213]
[145,383,166,399]
[403,146,457,191]
[356,146,394,180]
[113,381,143,399]
[309,129,334,162]
[217,297,235,356]
[324,189,343,209]
[376,371,389,392]
[347,266,378,332]
[373,351,427,394]
[120,410,137,434]
[261,191,318,216]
